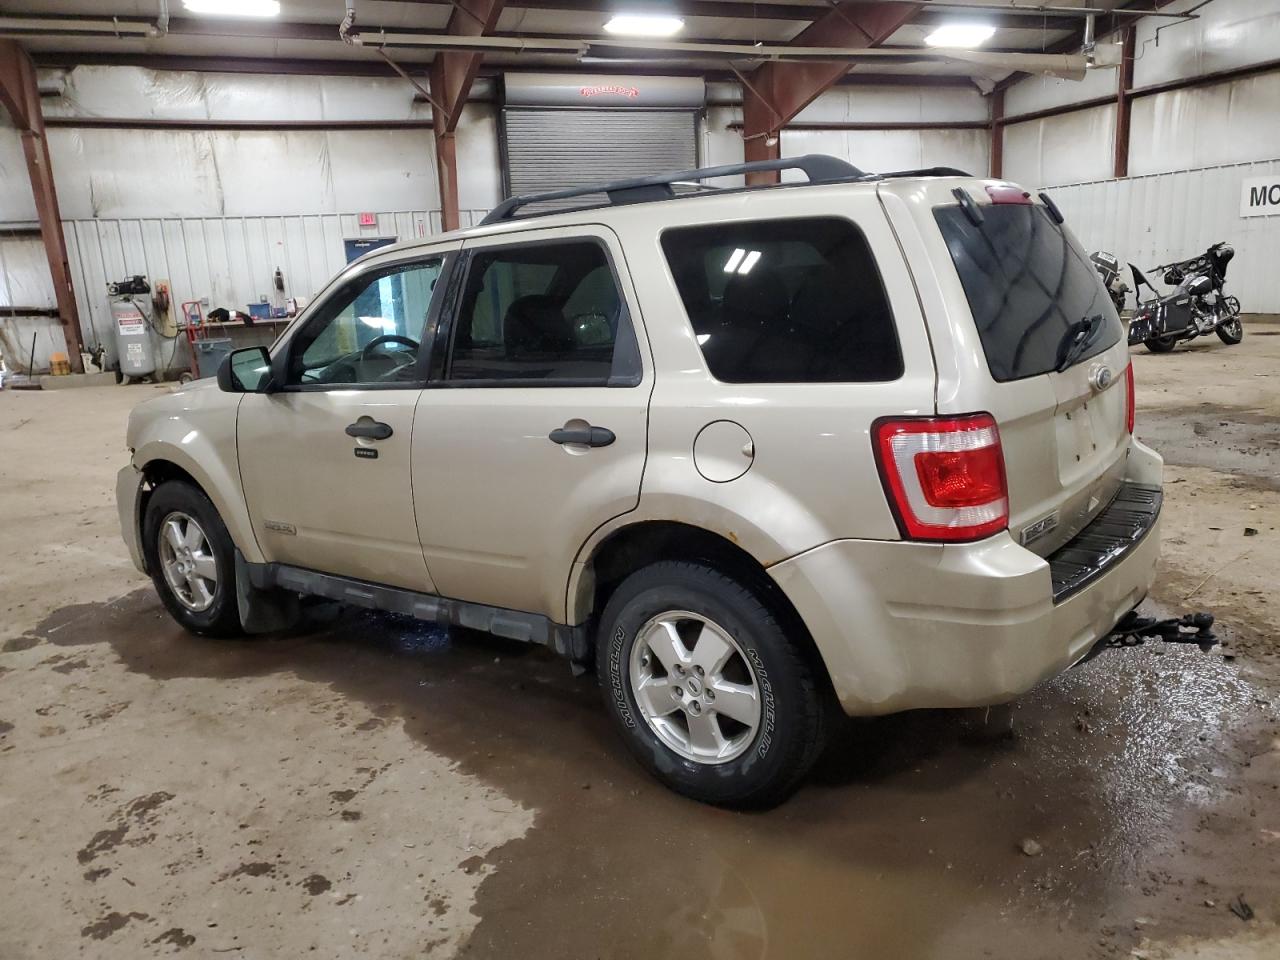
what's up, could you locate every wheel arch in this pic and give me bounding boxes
[569,520,826,676]
[134,442,263,564]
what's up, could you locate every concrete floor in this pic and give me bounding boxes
[2,328,1278,959]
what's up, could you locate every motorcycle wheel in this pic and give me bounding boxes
[1216,318,1244,345]
[1144,335,1178,354]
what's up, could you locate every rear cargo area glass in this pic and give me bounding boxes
[660,218,902,383]
[934,204,1121,382]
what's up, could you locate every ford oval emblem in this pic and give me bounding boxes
[1089,365,1114,392]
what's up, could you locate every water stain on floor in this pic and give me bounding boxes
[23,590,1280,959]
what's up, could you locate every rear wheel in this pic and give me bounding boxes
[142,481,243,637]
[596,561,831,807]
[1144,335,1178,353]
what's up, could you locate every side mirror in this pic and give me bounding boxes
[217,346,274,393]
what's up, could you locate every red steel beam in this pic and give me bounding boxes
[1113,25,1135,178]
[740,2,920,184]
[429,0,505,230]
[0,40,85,373]
[989,87,1004,179]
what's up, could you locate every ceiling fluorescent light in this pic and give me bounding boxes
[603,14,685,37]
[183,0,281,17]
[924,23,996,48]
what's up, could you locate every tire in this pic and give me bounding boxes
[1216,318,1244,345]
[1144,335,1178,354]
[596,561,831,808]
[142,480,244,637]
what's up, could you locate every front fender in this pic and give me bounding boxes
[127,385,264,564]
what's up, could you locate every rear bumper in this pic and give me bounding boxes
[769,440,1163,716]
[116,463,147,574]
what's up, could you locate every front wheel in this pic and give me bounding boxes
[596,561,831,807]
[1144,335,1178,353]
[1213,313,1244,343]
[142,480,244,637]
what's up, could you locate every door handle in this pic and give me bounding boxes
[346,417,394,440]
[549,425,615,448]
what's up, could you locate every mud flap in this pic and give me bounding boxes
[235,550,302,634]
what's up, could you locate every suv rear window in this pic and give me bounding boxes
[660,218,902,383]
[934,203,1121,382]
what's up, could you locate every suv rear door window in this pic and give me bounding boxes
[448,240,632,383]
[660,218,902,383]
[934,202,1121,382]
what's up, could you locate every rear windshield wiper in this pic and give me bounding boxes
[1055,313,1105,372]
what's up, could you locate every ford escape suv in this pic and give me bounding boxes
[118,155,1160,807]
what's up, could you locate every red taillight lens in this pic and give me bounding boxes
[1124,363,1135,434]
[874,414,1009,542]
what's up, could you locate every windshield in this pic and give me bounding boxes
[934,203,1121,382]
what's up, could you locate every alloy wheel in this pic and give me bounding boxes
[157,511,219,612]
[629,611,763,764]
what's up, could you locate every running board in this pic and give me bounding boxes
[243,560,591,662]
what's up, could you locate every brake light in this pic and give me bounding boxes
[874,414,1009,542]
[1124,363,1135,434]
[985,183,1032,205]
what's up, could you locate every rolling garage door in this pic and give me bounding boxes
[501,74,705,200]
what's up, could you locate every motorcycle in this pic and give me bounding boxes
[1089,250,1130,313]
[1126,242,1243,353]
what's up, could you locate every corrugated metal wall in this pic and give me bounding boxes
[1044,158,1280,312]
[59,209,488,366]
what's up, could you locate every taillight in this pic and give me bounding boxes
[873,414,1009,542]
[1124,363,1135,434]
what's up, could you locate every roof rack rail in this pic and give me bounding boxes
[876,166,972,179]
[480,154,864,225]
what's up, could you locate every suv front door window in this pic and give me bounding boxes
[236,252,454,592]
[288,260,443,386]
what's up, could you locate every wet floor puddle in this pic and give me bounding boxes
[12,591,1279,959]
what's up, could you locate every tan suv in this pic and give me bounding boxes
[117,156,1161,806]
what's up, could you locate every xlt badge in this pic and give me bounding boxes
[1020,512,1059,546]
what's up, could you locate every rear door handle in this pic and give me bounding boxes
[549,425,615,447]
[346,417,394,440]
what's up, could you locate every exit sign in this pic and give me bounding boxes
[358,212,377,226]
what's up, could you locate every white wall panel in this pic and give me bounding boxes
[45,127,441,219]
[781,128,988,178]
[1043,159,1280,312]
[1005,65,1117,116]
[0,237,55,307]
[699,105,746,185]
[2,208,485,371]
[1129,71,1280,175]
[0,120,36,223]
[1132,0,1280,89]
[1003,103,1115,187]
[43,66,434,124]
[793,84,988,123]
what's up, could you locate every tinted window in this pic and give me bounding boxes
[449,241,626,382]
[288,259,442,386]
[660,218,902,383]
[934,203,1121,382]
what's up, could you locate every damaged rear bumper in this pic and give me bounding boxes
[769,442,1164,716]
